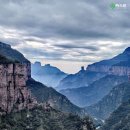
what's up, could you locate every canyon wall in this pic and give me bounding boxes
[87,65,111,73]
[0,63,37,114]
[87,65,130,76]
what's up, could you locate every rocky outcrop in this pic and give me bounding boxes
[0,42,85,117]
[0,42,11,48]
[87,47,130,76]
[0,63,37,114]
[87,65,130,76]
[87,65,111,73]
[0,42,96,130]
[110,66,130,76]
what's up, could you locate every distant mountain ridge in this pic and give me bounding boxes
[32,62,67,87]
[60,75,128,107]
[56,67,106,90]
[57,47,130,91]
[27,78,85,116]
[87,47,130,75]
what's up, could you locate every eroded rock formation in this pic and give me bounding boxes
[0,63,37,114]
[87,65,130,76]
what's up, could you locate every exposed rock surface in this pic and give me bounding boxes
[87,47,130,76]
[0,42,95,130]
[0,42,84,117]
[56,47,130,91]
[0,62,37,114]
[0,42,36,114]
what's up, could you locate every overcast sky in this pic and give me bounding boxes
[0,0,130,73]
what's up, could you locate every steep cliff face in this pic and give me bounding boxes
[0,42,31,78]
[0,42,85,116]
[110,66,130,76]
[0,42,95,130]
[87,65,130,76]
[0,62,36,114]
[87,65,111,73]
[87,47,130,76]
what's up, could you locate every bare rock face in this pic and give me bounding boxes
[87,65,111,73]
[110,66,130,76]
[87,65,130,76]
[0,63,37,114]
[87,47,130,76]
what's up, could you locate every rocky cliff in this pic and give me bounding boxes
[87,47,130,76]
[0,42,36,114]
[0,42,95,130]
[0,62,37,114]
[0,42,84,116]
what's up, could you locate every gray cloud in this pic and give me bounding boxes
[0,0,130,73]
[54,44,99,51]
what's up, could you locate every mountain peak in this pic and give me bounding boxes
[124,47,130,54]
[45,64,51,67]
[0,41,11,48]
[0,42,30,63]
[34,61,41,67]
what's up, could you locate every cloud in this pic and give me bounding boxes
[54,44,99,51]
[0,0,129,73]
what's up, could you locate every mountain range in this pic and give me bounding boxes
[32,62,67,88]
[60,75,128,107]
[56,67,106,91]
[27,78,84,116]
[0,41,84,115]
[59,47,130,108]
[57,47,130,91]
[1,41,130,130]
[0,42,94,130]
